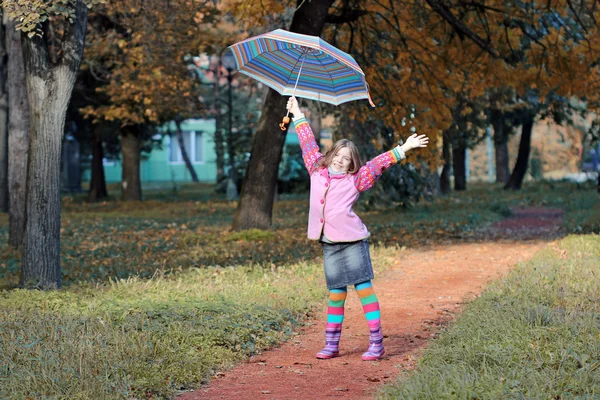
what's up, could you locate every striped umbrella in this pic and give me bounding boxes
[227,29,375,130]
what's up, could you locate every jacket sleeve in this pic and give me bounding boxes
[354,147,405,192]
[292,116,323,174]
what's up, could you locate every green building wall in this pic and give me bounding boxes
[85,119,218,184]
[82,118,306,185]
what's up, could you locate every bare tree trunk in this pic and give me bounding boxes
[490,110,510,184]
[504,113,534,190]
[0,17,8,213]
[213,60,226,184]
[440,129,451,194]
[120,125,142,201]
[20,0,88,289]
[87,123,108,201]
[6,17,30,247]
[232,0,335,231]
[174,117,199,182]
[452,139,467,191]
[307,100,321,147]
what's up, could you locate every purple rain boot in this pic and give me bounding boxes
[316,323,342,359]
[362,322,385,361]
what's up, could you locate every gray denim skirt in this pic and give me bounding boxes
[321,239,374,289]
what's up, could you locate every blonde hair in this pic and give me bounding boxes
[318,139,362,174]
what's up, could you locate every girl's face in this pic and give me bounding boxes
[331,146,352,173]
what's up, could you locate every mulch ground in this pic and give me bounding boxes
[178,207,564,400]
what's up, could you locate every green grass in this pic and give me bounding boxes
[378,234,600,399]
[0,262,326,399]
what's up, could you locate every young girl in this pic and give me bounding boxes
[287,96,429,361]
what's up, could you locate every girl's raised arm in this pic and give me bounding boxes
[288,97,323,174]
[354,148,404,192]
[354,134,429,192]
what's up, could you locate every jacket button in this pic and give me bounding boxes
[320,199,324,204]
[319,218,323,223]
[324,183,329,187]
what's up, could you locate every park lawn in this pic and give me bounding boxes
[0,261,326,399]
[1,181,598,288]
[378,234,600,399]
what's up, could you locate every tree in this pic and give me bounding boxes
[232,0,335,231]
[226,0,600,227]
[504,110,535,190]
[0,17,7,213]
[82,0,219,201]
[3,0,95,289]
[5,15,31,247]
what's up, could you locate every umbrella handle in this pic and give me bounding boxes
[279,115,290,130]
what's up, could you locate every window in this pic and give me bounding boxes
[168,131,204,163]
[195,132,204,163]
[102,158,116,166]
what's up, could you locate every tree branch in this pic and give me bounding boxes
[326,10,368,24]
[425,0,500,59]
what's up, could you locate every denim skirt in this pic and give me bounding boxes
[321,239,374,289]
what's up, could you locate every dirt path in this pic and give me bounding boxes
[179,207,563,400]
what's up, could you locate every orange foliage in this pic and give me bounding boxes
[80,0,221,125]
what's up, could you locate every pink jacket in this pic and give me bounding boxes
[294,116,404,242]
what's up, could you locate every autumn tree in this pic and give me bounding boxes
[82,0,219,200]
[2,0,99,289]
[224,0,600,230]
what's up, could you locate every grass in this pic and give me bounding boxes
[0,262,326,399]
[3,181,598,288]
[378,234,600,399]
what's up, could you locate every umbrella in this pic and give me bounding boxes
[227,29,375,130]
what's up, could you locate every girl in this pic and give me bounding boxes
[287,96,429,361]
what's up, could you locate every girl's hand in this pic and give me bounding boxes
[401,134,429,153]
[286,96,302,117]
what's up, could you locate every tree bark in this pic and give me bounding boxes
[452,139,467,191]
[6,17,30,248]
[0,18,8,213]
[20,0,88,289]
[440,129,451,194]
[213,60,225,183]
[504,113,534,190]
[87,123,108,201]
[174,117,199,182]
[120,125,142,201]
[490,110,510,184]
[307,100,322,147]
[232,0,335,231]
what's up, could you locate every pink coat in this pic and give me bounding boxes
[294,117,404,242]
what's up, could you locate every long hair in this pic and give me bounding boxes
[318,139,362,174]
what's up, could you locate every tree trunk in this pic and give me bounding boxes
[20,1,88,289]
[174,118,199,182]
[504,113,534,190]
[120,125,142,201]
[0,18,8,213]
[490,110,510,184]
[452,139,467,191]
[440,130,451,194]
[232,0,335,231]
[308,100,322,147]
[87,123,108,201]
[6,17,30,248]
[213,61,225,183]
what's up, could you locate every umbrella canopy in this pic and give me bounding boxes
[227,29,375,107]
